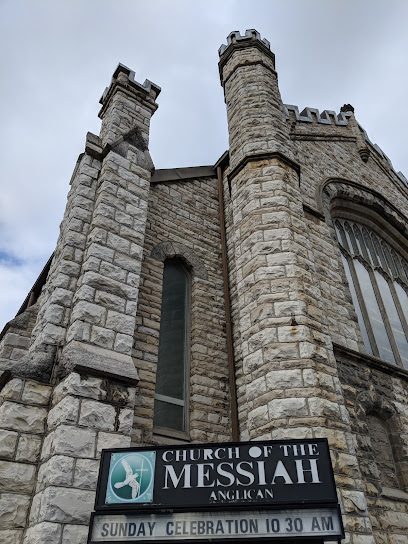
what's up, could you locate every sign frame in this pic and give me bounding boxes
[94,438,339,513]
[87,504,344,544]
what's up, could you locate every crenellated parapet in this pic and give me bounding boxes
[285,103,408,188]
[98,63,161,147]
[218,29,271,57]
[218,29,276,88]
[218,29,292,168]
[99,63,161,105]
[284,104,351,126]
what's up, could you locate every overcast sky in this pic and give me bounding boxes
[0,0,407,329]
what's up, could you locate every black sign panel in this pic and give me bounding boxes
[95,439,337,511]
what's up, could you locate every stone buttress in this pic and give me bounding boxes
[0,65,160,543]
[219,30,376,542]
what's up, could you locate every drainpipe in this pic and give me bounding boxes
[217,165,239,441]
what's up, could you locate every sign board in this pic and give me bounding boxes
[89,507,343,542]
[95,439,338,511]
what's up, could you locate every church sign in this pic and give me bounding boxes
[88,439,344,542]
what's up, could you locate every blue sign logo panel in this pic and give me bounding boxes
[106,451,156,504]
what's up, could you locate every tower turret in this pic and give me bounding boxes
[219,29,294,170]
[219,30,373,538]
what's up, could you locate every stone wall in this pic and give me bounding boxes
[0,378,51,544]
[131,173,231,446]
[25,372,135,543]
[336,348,408,542]
[0,303,40,371]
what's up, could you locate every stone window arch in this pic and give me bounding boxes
[366,413,400,489]
[321,180,408,369]
[150,242,207,436]
[357,391,407,494]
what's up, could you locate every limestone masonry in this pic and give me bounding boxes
[1,29,408,543]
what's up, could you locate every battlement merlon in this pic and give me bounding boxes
[218,29,276,85]
[99,63,161,106]
[285,103,408,189]
[98,63,161,147]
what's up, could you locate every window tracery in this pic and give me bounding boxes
[335,219,408,369]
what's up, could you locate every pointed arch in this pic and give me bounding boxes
[151,241,208,280]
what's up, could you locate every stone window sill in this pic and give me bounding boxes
[153,426,191,443]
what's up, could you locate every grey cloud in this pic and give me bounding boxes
[1,0,407,327]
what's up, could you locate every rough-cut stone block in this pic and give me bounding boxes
[47,396,80,429]
[37,455,74,490]
[0,460,36,493]
[268,398,308,418]
[52,372,106,404]
[38,486,94,523]
[106,311,135,335]
[15,434,42,462]
[263,342,299,362]
[41,425,96,459]
[0,493,30,528]
[114,333,133,354]
[0,378,23,401]
[266,369,303,389]
[246,377,266,401]
[23,521,62,543]
[21,381,52,405]
[308,397,341,420]
[3,333,30,349]
[248,405,270,430]
[28,491,41,525]
[96,432,131,455]
[341,489,368,514]
[73,458,100,489]
[71,300,106,325]
[0,402,47,433]
[271,427,314,440]
[0,429,18,458]
[62,524,89,544]
[0,529,23,544]
[90,325,115,349]
[79,400,116,431]
[118,407,134,433]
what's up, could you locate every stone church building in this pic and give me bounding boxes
[1,29,408,543]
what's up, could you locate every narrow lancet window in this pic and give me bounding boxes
[154,260,189,432]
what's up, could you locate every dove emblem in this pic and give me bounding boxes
[114,459,141,499]
[107,451,155,504]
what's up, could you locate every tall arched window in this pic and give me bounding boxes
[335,219,408,369]
[154,260,189,432]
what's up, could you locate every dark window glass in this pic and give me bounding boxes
[375,272,408,369]
[154,261,188,431]
[354,261,396,364]
[341,255,372,354]
[362,228,376,266]
[353,225,364,257]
